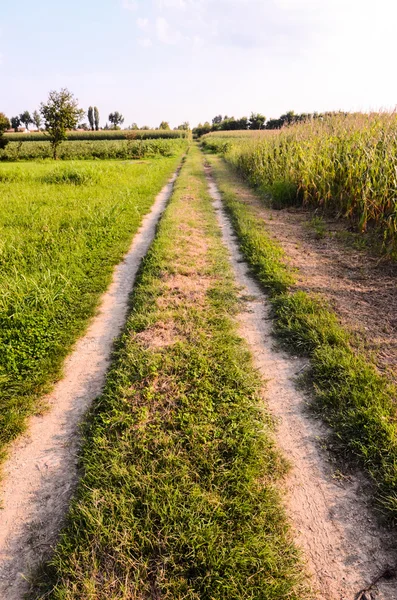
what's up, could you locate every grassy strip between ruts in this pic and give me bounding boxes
[0,156,182,464]
[31,145,309,599]
[206,154,397,521]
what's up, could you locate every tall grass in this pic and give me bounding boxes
[0,139,188,162]
[0,156,182,461]
[203,113,397,255]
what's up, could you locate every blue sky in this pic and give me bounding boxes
[1,0,396,128]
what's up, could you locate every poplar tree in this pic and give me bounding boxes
[88,106,94,131]
[94,106,100,130]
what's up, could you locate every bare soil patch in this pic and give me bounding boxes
[226,178,397,378]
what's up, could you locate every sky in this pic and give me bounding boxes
[1,0,397,129]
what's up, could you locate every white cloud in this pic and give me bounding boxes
[155,17,183,45]
[137,17,150,31]
[157,0,188,8]
[138,37,153,48]
[122,0,138,11]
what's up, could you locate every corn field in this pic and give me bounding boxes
[204,113,397,254]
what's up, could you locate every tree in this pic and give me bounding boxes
[87,106,94,130]
[159,121,170,130]
[40,88,84,159]
[212,115,223,125]
[32,110,42,130]
[19,110,33,131]
[176,122,190,130]
[192,122,211,138]
[0,113,10,149]
[236,116,249,130]
[108,111,124,129]
[129,122,139,130]
[11,116,21,132]
[249,112,266,130]
[94,106,100,130]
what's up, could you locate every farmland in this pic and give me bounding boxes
[1,118,397,600]
[0,155,183,458]
[4,129,190,142]
[202,113,397,255]
[0,138,188,161]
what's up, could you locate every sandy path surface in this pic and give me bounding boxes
[206,169,397,600]
[0,170,179,600]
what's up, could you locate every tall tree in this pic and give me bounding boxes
[10,116,21,132]
[32,110,42,130]
[40,88,84,159]
[0,113,10,149]
[94,106,100,131]
[108,112,124,129]
[159,121,170,130]
[87,106,94,130]
[19,110,33,131]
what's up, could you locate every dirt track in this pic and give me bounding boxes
[1,155,397,600]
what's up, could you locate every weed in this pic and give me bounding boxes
[308,216,327,239]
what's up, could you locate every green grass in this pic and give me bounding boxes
[4,130,190,142]
[307,216,327,239]
[0,156,183,461]
[207,154,397,522]
[30,145,309,599]
[0,138,188,161]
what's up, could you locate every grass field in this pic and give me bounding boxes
[4,129,190,142]
[0,155,183,461]
[30,145,309,600]
[207,154,397,521]
[0,138,188,161]
[202,114,397,255]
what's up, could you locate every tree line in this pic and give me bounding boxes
[2,97,187,136]
[193,110,348,136]
[0,88,190,159]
